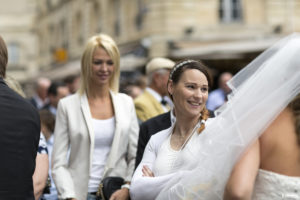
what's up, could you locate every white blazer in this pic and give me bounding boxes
[51,92,139,200]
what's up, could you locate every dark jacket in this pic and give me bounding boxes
[0,78,40,200]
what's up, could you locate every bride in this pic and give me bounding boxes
[224,93,300,199]
[130,59,213,200]
[155,33,300,200]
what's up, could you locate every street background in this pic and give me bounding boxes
[0,0,299,95]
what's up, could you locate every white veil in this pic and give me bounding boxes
[156,33,300,200]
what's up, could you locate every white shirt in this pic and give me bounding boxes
[130,119,213,200]
[153,130,199,176]
[33,94,49,109]
[88,117,115,192]
[49,105,57,116]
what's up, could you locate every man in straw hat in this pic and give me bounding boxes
[134,57,175,122]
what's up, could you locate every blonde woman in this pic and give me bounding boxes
[51,34,139,200]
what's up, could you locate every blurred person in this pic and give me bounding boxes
[120,80,143,99]
[134,57,175,122]
[39,109,55,145]
[0,35,41,199]
[39,109,58,200]
[130,60,213,200]
[42,81,70,116]
[51,34,139,200]
[30,77,51,109]
[126,84,143,99]
[206,72,233,111]
[63,74,80,94]
[224,93,300,199]
[4,74,49,200]
[135,74,147,90]
[33,132,49,200]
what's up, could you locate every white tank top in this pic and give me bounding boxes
[88,117,115,192]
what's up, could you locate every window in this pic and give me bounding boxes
[48,24,55,53]
[114,0,121,36]
[59,19,68,48]
[219,0,242,23]
[7,43,20,65]
[46,0,52,10]
[89,2,102,35]
[136,0,147,30]
[73,12,83,45]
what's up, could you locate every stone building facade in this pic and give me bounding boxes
[0,0,38,83]
[3,0,300,85]
[34,0,300,80]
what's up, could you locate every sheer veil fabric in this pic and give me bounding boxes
[156,33,300,200]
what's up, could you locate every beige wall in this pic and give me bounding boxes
[32,0,300,79]
[0,0,38,82]
[2,0,298,92]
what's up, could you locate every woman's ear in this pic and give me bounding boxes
[167,80,173,96]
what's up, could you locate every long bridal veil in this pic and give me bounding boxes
[156,33,300,200]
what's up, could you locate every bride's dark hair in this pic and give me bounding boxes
[288,93,300,144]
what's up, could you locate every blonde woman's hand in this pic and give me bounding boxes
[109,188,129,200]
[142,165,155,177]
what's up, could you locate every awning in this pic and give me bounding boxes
[120,54,147,71]
[169,36,283,59]
[39,60,81,81]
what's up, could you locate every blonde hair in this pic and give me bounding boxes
[79,34,120,96]
[5,75,26,98]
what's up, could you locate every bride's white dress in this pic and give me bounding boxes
[253,169,300,200]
